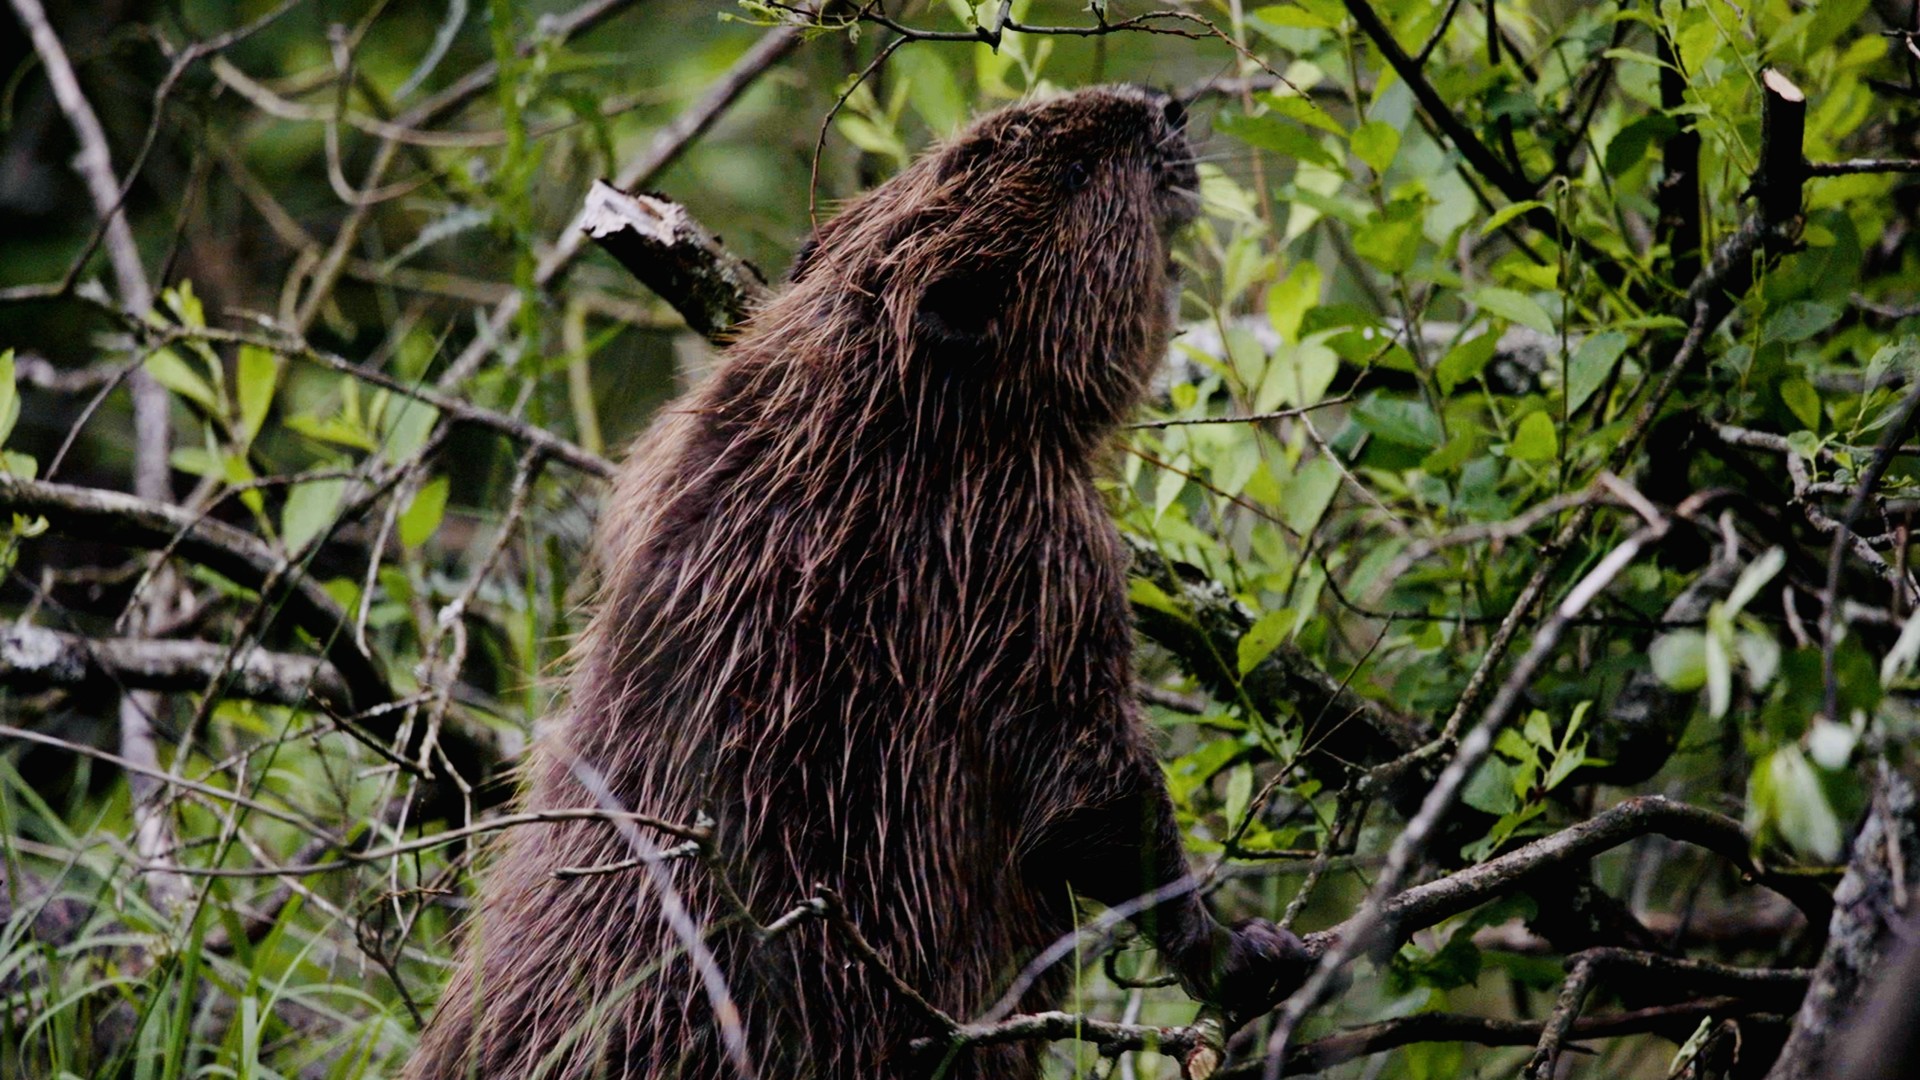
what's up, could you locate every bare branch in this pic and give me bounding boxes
[1807,157,1920,176]
[1767,769,1920,1079]
[1229,999,1775,1077]
[0,624,351,710]
[9,0,153,315]
[1125,535,1435,794]
[1307,796,1833,956]
[0,474,389,713]
[580,183,772,337]
[130,316,614,480]
[1340,0,1535,204]
[1526,949,1809,1079]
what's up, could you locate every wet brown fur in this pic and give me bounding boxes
[406,86,1288,1080]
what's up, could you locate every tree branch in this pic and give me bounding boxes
[1807,157,1920,177]
[1318,796,1835,945]
[1126,536,1436,796]
[580,182,771,338]
[1233,998,1775,1077]
[1339,0,1535,203]
[0,624,351,711]
[1526,948,1809,1079]
[0,475,388,713]
[1766,769,1920,1079]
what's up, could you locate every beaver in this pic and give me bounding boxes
[405,84,1308,1080]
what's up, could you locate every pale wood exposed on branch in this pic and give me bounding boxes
[581,182,771,337]
[0,624,352,710]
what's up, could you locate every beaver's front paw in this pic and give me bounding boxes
[1176,918,1311,1021]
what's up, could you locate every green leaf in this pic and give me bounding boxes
[1494,728,1535,764]
[1166,736,1244,806]
[1263,92,1346,135]
[169,446,219,477]
[1650,630,1707,690]
[1479,200,1548,237]
[1739,630,1782,690]
[1565,330,1628,414]
[1266,262,1322,345]
[1523,710,1555,750]
[1602,114,1677,177]
[1128,577,1189,621]
[1598,47,1675,71]
[901,48,966,135]
[1354,393,1443,450]
[382,399,441,463]
[1153,456,1188,521]
[1507,412,1559,462]
[1258,339,1339,412]
[1725,547,1787,615]
[236,345,280,447]
[1468,287,1556,335]
[1755,746,1843,861]
[1213,111,1340,169]
[1350,120,1399,175]
[1252,3,1338,30]
[1864,338,1920,390]
[145,349,222,415]
[287,411,380,452]
[0,350,16,448]
[1223,763,1255,829]
[1807,717,1856,770]
[1800,0,1870,56]
[1779,377,1821,431]
[1436,333,1498,394]
[834,114,908,167]
[281,477,346,554]
[1463,756,1520,815]
[1763,301,1839,344]
[399,475,450,549]
[1237,608,1293,675]
[1542,733,1593,792]
[1882,608,1920,685]
[163,281,207,328]
[1397,931,1484,992]
[1705,617,1732,719]
[1352,200,1424,273]
[1280,457,1341,534]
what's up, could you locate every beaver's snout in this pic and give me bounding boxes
[1146,90,1201,228]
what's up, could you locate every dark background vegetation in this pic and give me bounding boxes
[3,0,1919,1077]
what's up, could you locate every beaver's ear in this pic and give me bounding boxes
[936,132,1000,183]
[915,267,1010,348]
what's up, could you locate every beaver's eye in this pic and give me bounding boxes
[1063,160,1091,192]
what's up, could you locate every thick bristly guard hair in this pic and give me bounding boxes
[406,85,1304,1080]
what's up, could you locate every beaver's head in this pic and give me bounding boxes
[782,85,1198,444]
